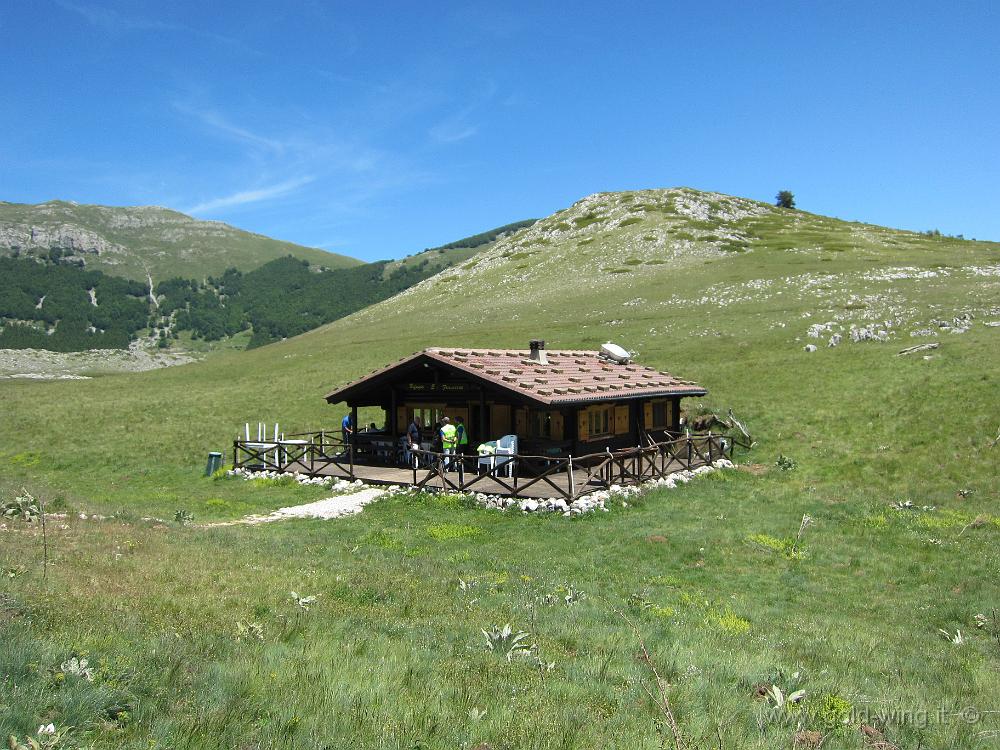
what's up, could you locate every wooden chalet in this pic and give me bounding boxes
[231,340,735,500]
[324,340,707,456]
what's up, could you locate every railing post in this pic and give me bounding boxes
[568,455,575,500]
[233,439,239,469]
[687,437,693,468]
[707,431,714,464]
[349,439,355,480]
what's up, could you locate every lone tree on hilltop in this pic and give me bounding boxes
[775,190,796,209]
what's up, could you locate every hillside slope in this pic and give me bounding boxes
[381,218,537,279]
[2,188,999,749]
[0,200,360,282]
[321,187,999,357]
[4,186,997,497]
[0,217,537,357]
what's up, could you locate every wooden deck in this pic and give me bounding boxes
[234,432,735,501]
[281,459,693,499]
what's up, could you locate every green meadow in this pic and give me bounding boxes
[2,190,998,748]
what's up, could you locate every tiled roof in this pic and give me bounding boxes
[326,347,706,405]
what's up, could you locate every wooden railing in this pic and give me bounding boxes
[408,448,576,499]
[233,433,355,479]
[232,430,741,501]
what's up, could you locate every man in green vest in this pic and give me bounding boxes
[440,416,458,471]
[455,416,469,459]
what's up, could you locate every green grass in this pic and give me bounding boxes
[2,187,999,748]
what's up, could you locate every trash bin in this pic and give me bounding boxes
[205,452,223,476]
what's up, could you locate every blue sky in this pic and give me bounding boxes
[1,1,997,260]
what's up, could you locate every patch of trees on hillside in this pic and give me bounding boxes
[155,254,447,348]
[432,219,537,251]
[0,257,149,350]
[0,247,470,353]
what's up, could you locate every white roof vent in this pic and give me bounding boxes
[600,341,631,364]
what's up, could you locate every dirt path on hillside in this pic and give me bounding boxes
[201,488,387,527]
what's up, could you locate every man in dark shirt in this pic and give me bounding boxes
[406,416,422,466]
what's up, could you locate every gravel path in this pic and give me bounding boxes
[206,488,387,527]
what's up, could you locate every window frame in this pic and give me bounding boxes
[586,404,614,439]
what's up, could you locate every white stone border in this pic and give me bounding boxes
[224,459,735,519]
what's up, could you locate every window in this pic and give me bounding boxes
[645,399,673,430]
[533,411,551,438]
[588,405,613,437]
[522,410,565,439]
[412,406,445,429]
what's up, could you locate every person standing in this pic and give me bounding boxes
[439,416,458,470]
[341,413,354,453]
[406,415,422,467]
[455,416,470,461]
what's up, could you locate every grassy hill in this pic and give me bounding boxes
[381,219,537,279]
[0,200,360,283]
[0,211,536,356]
[2,188,999,749]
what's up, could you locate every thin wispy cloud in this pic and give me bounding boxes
[56,0,183,34]
[186,176,315,214]
[168,88,438,240]
[428,80,497,144]
[174,102,288,154]
[429,119,478,143]
[56,0,247,49]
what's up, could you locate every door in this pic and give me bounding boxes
[514,408,527,436]
[490,404,511,437]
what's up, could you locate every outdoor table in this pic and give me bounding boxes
[242,441,278,468]
[279,439,310,466]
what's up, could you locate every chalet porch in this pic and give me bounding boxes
[232,431,738,502]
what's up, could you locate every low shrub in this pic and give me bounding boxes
[573,213,603,229]
[427,523,484,541]
[748,533,803,559]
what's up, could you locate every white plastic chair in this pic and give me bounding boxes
[477,441,497,474]
[495,434,517,478]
